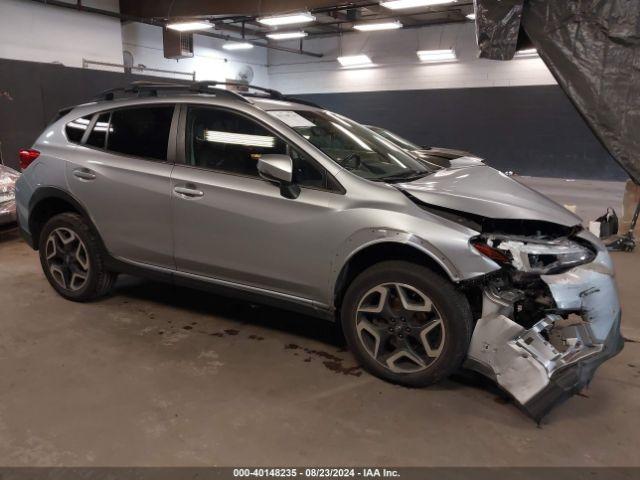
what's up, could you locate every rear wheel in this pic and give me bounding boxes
[38,213,116,301]
[341,261,472,387]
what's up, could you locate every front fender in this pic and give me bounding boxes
[328,225,500,307]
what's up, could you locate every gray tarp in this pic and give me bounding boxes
[474,0,640,183]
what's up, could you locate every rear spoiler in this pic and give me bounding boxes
[48,106,74,126]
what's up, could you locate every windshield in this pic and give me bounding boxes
[267,109,434,181]
[367,126,423,151]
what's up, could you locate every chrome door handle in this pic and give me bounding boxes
[73,168,96,181]
[174,186,204,198]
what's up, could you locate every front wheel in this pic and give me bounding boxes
[340,261,472,387]
[38,212,116,302]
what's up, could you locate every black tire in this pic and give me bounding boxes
[340,261,472,387]
[38,212,116,302]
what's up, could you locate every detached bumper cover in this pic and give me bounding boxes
[465,249,623,420]
[523,315,622,420]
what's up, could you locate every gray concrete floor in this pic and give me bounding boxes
[0,178,638,466]
[517,176,626,224]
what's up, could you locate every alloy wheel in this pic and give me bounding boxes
[355,282,445,373]
[45,227,90,291]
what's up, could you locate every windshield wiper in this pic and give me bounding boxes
[378,170,430,183]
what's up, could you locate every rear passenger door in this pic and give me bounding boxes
[64,104,177,268]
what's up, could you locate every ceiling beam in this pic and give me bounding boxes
[119,0,371,19]
[26,0,324,57]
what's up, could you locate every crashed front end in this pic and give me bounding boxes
[465,228,623,420]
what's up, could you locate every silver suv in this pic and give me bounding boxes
[15,81,622,419]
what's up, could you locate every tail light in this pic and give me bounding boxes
[18,149,40,170]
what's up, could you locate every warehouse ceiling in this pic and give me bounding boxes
[119,0,475,40]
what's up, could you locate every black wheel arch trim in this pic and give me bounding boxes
[27,186,107,253]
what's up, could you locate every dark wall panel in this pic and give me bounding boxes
[297,87,627,181]
[0,57,627,180]
[0,58,172,170]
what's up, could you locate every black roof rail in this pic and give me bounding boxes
[202,81,287,99]
[92,80,323,109]
[239,91,321,108]
[201,82,322,107]
[93,80,251,103]
[283,97,323,108]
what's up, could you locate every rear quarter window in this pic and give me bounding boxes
[65,115,92,143]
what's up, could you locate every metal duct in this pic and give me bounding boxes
[119,0,347,18]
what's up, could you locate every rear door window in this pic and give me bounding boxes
[106,105,174,161]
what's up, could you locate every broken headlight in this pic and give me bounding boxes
[471,235,596,274]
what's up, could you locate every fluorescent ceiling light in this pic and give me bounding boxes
[204,130,275,148]
[257,12,315,26]
[337,54,373,67]
[266,31,308,40]
[466,13,476,20]
[353,21,402,31]
[166,21,213,32]
[515,48,539,58]
[417,48,456,62]
[93,121,112,133]
[380,0,456,10]
[223,42,254,50]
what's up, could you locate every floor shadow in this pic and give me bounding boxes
[108,276,515,405]
[112,275,346,350]
[0,225,19,243]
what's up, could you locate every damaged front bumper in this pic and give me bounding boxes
[464,240,623,420]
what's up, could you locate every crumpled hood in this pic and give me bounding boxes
[414,149,485,170]
[397,165,582,227]
[417,146,474,160]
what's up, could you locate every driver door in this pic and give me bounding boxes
[171,105,342,302]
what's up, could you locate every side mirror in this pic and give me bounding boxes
[258,154,293,183]
[258,154,300,199]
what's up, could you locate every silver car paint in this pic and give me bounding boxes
[448,156,485,168]
[16,106,176,268]
[171,164,338,303]
[16,95,499,302]
[397,165,582,227]
[65,145,175,268]
[15,92,622,417]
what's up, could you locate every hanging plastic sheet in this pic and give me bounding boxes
[474,0,640,183]
[475,0,524,60]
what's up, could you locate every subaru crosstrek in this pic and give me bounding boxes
[15,81,623,420]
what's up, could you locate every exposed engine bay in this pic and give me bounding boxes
[463,220,623,420]
[397,173,624,419]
